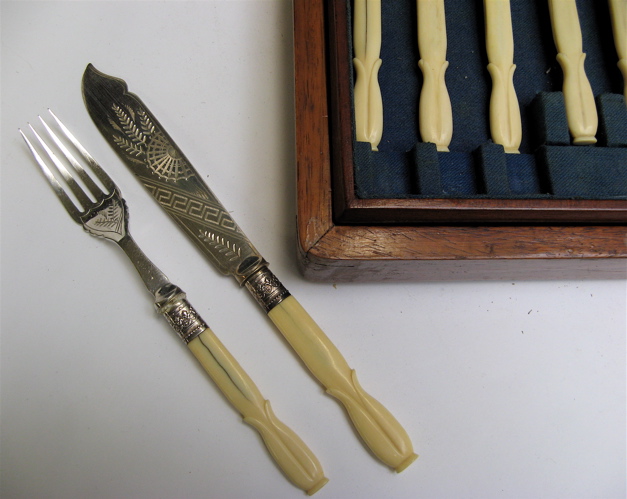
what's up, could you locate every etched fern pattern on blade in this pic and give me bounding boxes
[110,104,152,159]
[200,230,241,262]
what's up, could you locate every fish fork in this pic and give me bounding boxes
[19,110,328,496]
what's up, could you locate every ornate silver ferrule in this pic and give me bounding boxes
[244,266,291,313]
[154,283,207,343]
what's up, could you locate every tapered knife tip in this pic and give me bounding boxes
[82,63,113,82]
[82,64,129,97]
[84,63,98,76]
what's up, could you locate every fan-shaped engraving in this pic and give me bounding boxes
[146,132,194,181]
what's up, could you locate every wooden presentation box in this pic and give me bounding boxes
[293,0,627,282]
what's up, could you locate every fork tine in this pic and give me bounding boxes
[29,122,95,209]
[48,109,117,194]
[19,128,82,223]
[39,115,106,201]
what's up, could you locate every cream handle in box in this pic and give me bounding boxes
[157,289,328,495]
[416,0,453,152]
[483,0,522,153]
[353,0,383,151]
[608,0,627,101]
[548,0,598,144]
[268,295,418,472]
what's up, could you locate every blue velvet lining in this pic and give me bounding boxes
[348,0,627,200]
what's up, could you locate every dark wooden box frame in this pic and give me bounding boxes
[293,0,626,282]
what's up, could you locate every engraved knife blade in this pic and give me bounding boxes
[81,64,417,471]
[81,64,266,284]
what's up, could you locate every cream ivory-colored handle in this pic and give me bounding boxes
[548,0,598,144]
[188,329,328,495]
[484,0,522,153]
[353,0,383,151]
[417,0,453,151]
[608,0,627,101]
[268,295,417,472]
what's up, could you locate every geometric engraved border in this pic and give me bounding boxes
[143,180,240,232]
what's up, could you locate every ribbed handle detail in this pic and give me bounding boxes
[268,296,417,471]
[484,0,521,153]
[188,329,328,495]
[417,0,453,152]
[353,0,383,150]
[418,59,453,152]
[548,0,598,144]
[486,62,521,153]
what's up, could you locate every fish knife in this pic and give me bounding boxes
[81,64,417,472]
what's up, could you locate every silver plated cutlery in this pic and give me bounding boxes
[19,110,328,495]
[82,65,417,472]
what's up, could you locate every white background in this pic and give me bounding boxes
[1,1,625,498]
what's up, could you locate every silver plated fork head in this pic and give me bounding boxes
[20,110,128,243]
